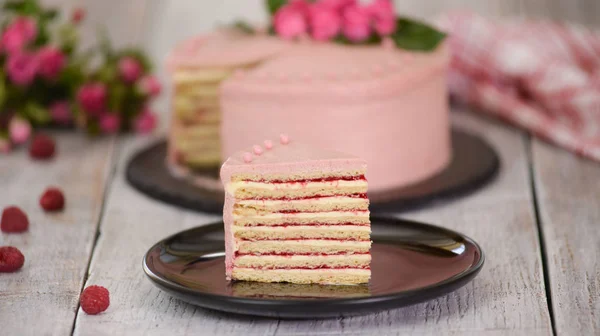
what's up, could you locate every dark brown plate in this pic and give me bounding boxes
[142,216,484,318]
[126,128,499,214]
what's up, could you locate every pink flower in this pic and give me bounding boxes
[138,75,162,97]
[9,117,31,145]
[0,17,37,54]
[37,46,66,81]
[134,109,157,134]
[342,3,372,42]
[369,0,396,35]
[118,56,143,83]
[49,101,72,125]
[77,83,107,116]
[320,0,355,11]
[0,137,11,154]
[6,52,38,86]
[99,113,121,134]
[308,3,342,41]
[273,1,309,40]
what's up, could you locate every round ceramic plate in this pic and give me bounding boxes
[143,216,484,318]
[126,129,500,214]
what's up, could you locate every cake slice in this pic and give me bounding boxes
[220,134,371,285]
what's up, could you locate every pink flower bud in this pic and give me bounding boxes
[342,3,372,42]
[308,3,342,41]
[99,113,121,134]
[273,1,309,40]
[6,52,38,86]
[9,117,32,145]
[72,8,86,24]
[118,56,143,83]
[138,75,162,97]
[37,46,66,81]
[134,109,157,134]
[0,17,37,54]
[77,82,107,116]
[49,101,72,125]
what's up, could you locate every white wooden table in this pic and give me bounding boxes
[1,1,599,335]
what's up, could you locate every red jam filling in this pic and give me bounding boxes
[236,252,370,256]
[244,193,368,201]
[249,175,366,183]
[249,222,370,227]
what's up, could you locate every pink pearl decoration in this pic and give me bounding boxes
[253,145,263,155]
[279,134,290,145]
[264,140,273,149]
[381,37,395,50]
[242,152,253,163]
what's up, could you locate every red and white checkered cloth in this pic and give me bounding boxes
[436,11,600,161]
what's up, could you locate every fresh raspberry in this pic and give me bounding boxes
[1,206,29,233]
[80,285,110,315]
[40,187,65,212]
[29,133,56,160]
[0,246,25,272]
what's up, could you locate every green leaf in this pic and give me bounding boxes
[23,102,51,125]
[41,9,58,20]
[266,0,287,15]
[3,0,40,15]
[391,17,446,52]
[232,20,255,35]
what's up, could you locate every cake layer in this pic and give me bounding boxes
[232,224,371,241]
[175,84,220,98]
[228,180,368,199]
[234,196,368,214]
[233,211,370,226]
[234,254,371,269]
[172,68,233,84]
[231,268,371,285]
[231,169,366,182]
[233,210,370,226]
[174,96,220,111]
[231,282,370,298]
[237,239,371,255]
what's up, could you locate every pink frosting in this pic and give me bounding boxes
[165,30,291,71]
[221,43,451,191]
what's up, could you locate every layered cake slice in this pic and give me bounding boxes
[220,135,371,285]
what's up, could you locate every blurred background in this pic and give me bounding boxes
[39,0,599,133]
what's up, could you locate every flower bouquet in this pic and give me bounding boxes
[0,0,161,153]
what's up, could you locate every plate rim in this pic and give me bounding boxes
[142,216,485,308]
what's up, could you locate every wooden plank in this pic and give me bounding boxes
[531,140,600,336]
[0,133,116,336]
[72,108,552,336]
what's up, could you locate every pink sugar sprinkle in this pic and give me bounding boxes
[253,145,263,155]
[280,134,290,144]
[264,140,273,149]
[242,152,253,163]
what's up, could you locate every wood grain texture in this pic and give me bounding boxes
[531,140,600,336]
[71,109,552,336]
[0,133,116,336]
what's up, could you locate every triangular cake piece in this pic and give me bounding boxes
[220,134,371,285]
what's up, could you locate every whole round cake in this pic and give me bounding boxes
[165,0,450,193]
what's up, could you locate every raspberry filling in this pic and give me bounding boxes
[236,252,370,256]
[239,266,371,270]
[247,222,370,227]
[240,237,370,241]
[241,193,368,201]
[246,175,366,183]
